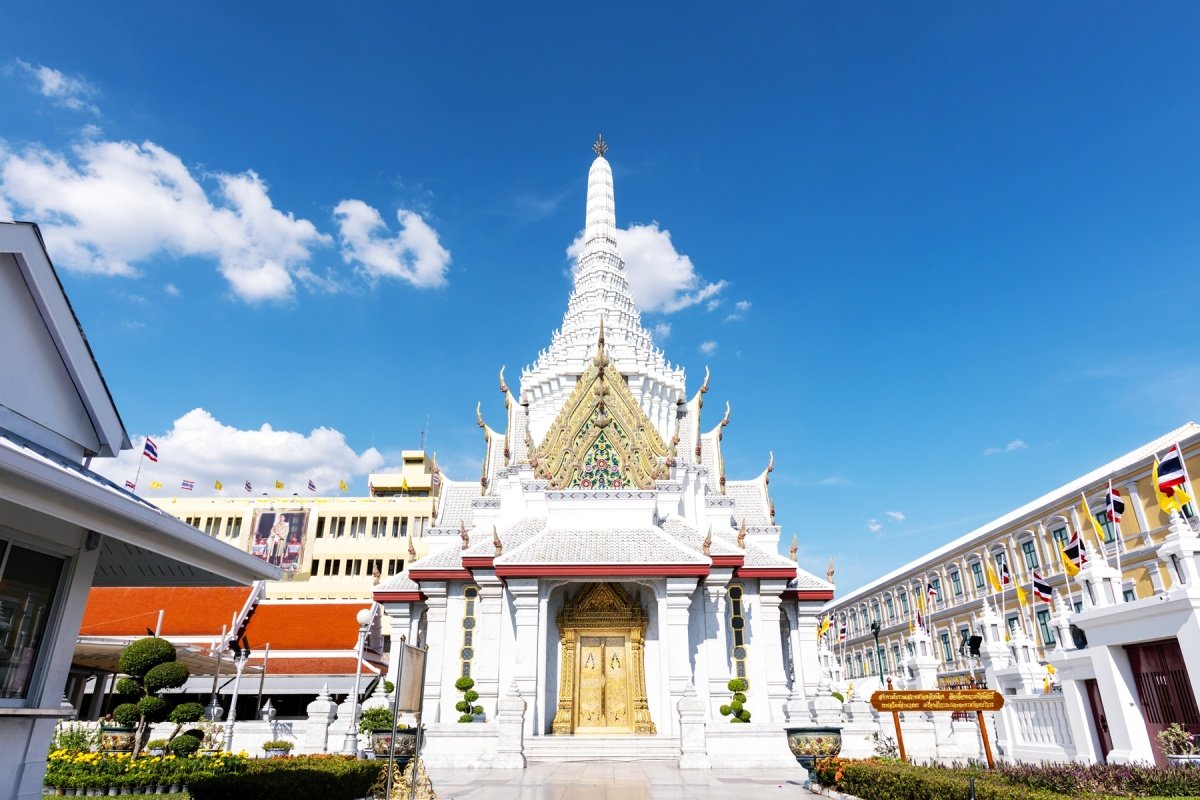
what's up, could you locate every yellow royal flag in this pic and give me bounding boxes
[908,619,915,634]
[916,592,925,614]
[214,480,223,491]
[817,614,831,640]
[339,479,349,492]
[1080,493,1108,548]
[1046,663,1056,675]
[1059,543,1080,577]
[1152,458,1190,515]
[401,476,409,491]
[149,480,163,489]
[275,480,284,490]
[986,563,1003,593]
[1015,582,1028,607]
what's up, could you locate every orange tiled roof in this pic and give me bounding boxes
[80,587,252,637]
[244,602,368,650]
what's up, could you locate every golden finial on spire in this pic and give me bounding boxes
[789,533,798,562]
[592,133,608,158]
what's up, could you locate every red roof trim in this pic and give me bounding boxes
[496,564,709,577]
[738,568,799,579]
[711,555,744,567]
[410,569,472,580]
[374,591,424,603]
[461,557,494,569]
[782,589,836,602]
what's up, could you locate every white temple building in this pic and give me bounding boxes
[374,137,832,767]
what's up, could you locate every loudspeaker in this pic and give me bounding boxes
[967,635,983,656]
[1070,624,1088,650]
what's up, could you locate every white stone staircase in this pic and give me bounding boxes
[524,734,681,762]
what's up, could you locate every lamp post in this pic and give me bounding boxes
[223,643,250,751]
[342,605,376,755]
[870,620,884,683]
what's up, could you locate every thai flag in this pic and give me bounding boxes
[926,582,938,602]
[142,438,159,462]
[307,479,317,492]
[181,479,194,491]
[1105,485,1125,524]
[999,561,1014,586]
[1159,445,1187,494]
[1064,530,1088,568]
[245,480,252,493]
[124,480,136,490]
[1032,570,1053,603]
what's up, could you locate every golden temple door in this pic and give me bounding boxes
[575,634,631,732]
[551,584,655,735]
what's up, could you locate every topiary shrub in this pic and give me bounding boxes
[719,678,751,723]
[112,636,193,756]
[168,733,201,756]
[453,676,481,723]
[169,701,205,725]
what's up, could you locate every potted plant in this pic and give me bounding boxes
[144,739,168,757]
[453,676,483,722]
[1158,722,1200,765]
[358,707,415,768]
[109,637,196,756]
[261,739,294,757]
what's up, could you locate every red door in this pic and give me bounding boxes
[1084,678,1113,762]
[1127,639,1200,766]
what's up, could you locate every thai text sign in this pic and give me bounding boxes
[870,689,1004,713]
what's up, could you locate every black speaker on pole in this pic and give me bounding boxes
[967,635,983,656]
[1070,624,1088,650]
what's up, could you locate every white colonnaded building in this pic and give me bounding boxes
[373,137,834,768]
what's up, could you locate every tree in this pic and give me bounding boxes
[111,637,202,757]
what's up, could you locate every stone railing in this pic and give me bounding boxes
[1003,694,1075,762]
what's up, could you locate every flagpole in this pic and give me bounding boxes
[1175,442,1200,533]
[1108,479,1124,583]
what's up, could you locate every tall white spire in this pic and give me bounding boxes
[520,135,686,447]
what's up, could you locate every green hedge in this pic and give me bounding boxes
[187,755,384,800]
[815,759,1200,800]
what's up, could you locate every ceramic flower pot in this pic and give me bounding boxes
[370,728,417,769]
[785,726,842,770]
[99,726,135,754]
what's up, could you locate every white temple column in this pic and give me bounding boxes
[795,606,821,699]
[506,578,541,736]
[702,569,734,716]
[419,584,449,723]
[474,573,504,718]
[757,580,791,723]
[665,577,698,736]
[382,604,414,686]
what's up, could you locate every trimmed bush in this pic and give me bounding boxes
[112,702,139,727]
[169,701,205,724]
[167,734,201,756]
[727,678,748,693]
[136,695,169,722]
[187,755,383,800]
[463,689,480,703]
[118,637,177,678]
[114,677,141,696]
[145,661,189,693]
[357,705,395,735]
[454,676,475,692]
[455,700,471,713]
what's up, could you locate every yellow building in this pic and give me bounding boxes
[156,451,439,608]
[825,422,1200,689]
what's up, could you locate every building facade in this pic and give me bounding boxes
[824,423,1200,695]
[373,139,833,768]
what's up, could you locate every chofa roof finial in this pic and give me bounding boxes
[737,518,746,549]
[499,365,509,395]
[493,525,503,557]
[460,521,470,550]
[789,533,798,562]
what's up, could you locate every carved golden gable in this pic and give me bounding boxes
[532,325,669,490]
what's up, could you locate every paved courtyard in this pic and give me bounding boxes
[423,762,819,800]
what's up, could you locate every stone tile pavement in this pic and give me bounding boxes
[423,761,819,799]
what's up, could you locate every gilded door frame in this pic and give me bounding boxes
[550,583,656,735]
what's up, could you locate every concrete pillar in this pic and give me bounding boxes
[1091,645,1155,764]
[677,682,711,769]
[758,580,791,723]
[505,578,541,735]
[301,684,338,754]
[420,585,449,723]
[701,570,733,717]
[474,573,504,718]
[665,577,698,736]
[494,681,526,768]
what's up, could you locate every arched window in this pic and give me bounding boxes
[727,584,748,684]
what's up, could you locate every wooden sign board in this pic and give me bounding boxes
[870,689,1004,713]
[870,687,1003,769]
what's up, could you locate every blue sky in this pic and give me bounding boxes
[3,3,1198,594]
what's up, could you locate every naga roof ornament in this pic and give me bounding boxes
[737,518,747,549]
[531,323,670,490]
[702,527,712,556]
[493,525,503,557]
[499,365,509,395]
[407,537,418,561]
[789,534,798,562]
[460,521,470,550]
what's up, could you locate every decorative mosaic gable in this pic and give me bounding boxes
[532,326,669,490]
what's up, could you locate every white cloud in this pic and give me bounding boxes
[651,322,671,341]
[984,439,1028,456]
[885,510,906,522]
[705,298,722,312]
[725,299,751,322]
[14,60,99,114]
[567,222,726,313]
[866,519,883,534]
[163,282,180,297]
[91,408,384,496]
[333,199,450,288]
[699,340,718,355]
[0,139,331,301]
[815,475,854,487]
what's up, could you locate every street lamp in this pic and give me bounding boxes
[342,605,376,755]
[223,641,251,751]
[870,621,884,683]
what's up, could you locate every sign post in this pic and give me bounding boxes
[869,684,1004,769]
[384,637,431,799]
